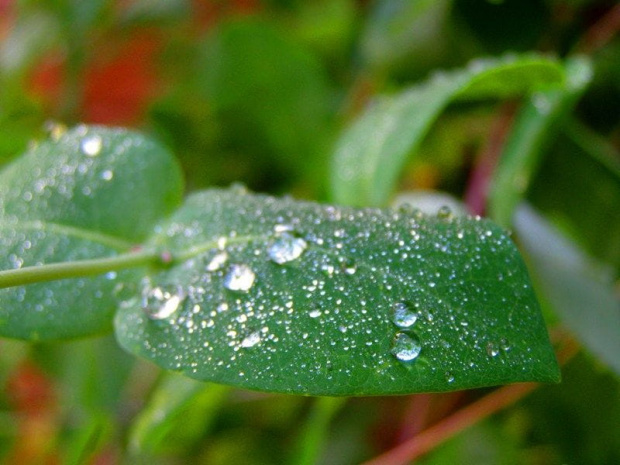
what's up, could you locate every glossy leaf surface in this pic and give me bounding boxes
[330,54,565,207]
[0,126,183,340]
[116,188,559,396]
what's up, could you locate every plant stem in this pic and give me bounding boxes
[363,332,580,465]
[0,250,159,289]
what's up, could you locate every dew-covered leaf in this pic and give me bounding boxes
[115,188,558,396]
[330,54,565,207]
[0,125,183,340]
[515,204,620,376]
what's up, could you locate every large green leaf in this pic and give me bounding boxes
[0,125,183,340]
[330,54,565,207]
[116,188,558,396]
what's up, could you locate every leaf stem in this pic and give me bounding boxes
[0,250,159,289]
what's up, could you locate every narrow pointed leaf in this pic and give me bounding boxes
[0,125,183,340]
[489,56,593,227]
[115,188,558,396]
[330,54,565,206]
[129,373,229,454]
[515,204,620,375]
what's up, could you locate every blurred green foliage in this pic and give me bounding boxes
[0,0,619,463]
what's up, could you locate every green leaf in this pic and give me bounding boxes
[330,54,565,207]
[198,18,335,183]
[116,188,558,396]
[290,397,346,465]
[528,132,620,271]
[359,0,453,75]
[514,204,620,376]
[129,373,229,455]
[0,125,183,340]
[489,56,593,227]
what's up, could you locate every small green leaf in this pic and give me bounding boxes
[489,56,593,227]
[116,188,558,396]
[330,54,565,207]
[515,204,620,376]
[0,125,183,340]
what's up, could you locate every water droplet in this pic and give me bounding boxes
[392,301,418,328]
[445,371,455,383]
[142,284,186,320]
[274,223,295,233]
[100,169,113,181]
[437,206,453,220]
[206,251,228,271]
[500,338,511,351]
[224,264,255,292]
[268,232,307,264]
[230,182,248,195]
[397,203,418,215]
[391,332,422,362]
[486,342,499,357]
[308,305,322,318]
[340,258,357,275]
[240,331,261,348]
[80,135,103,156]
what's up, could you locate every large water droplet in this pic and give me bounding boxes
[391,332,422,362]
[445,371,455,383]
[240,331,261,348]
[80,135,103,157]
[224,264,255,292]
[142,284,186,320]
[268,232,307,264]
[392,301,418,328]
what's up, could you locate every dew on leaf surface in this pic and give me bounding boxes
[392,301,418,328]
[80,135,103,157]
[142,284,186,320]
[240,332,261,348]
[224,264,256,292]
[206,251,228,271]
[437,205,453,220]
[391,332,422,362]
[486,341,500,357]
[267,232,307,264]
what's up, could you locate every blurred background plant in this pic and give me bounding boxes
[0,0,618,464]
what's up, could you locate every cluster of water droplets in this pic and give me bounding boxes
[389,301,423,363]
